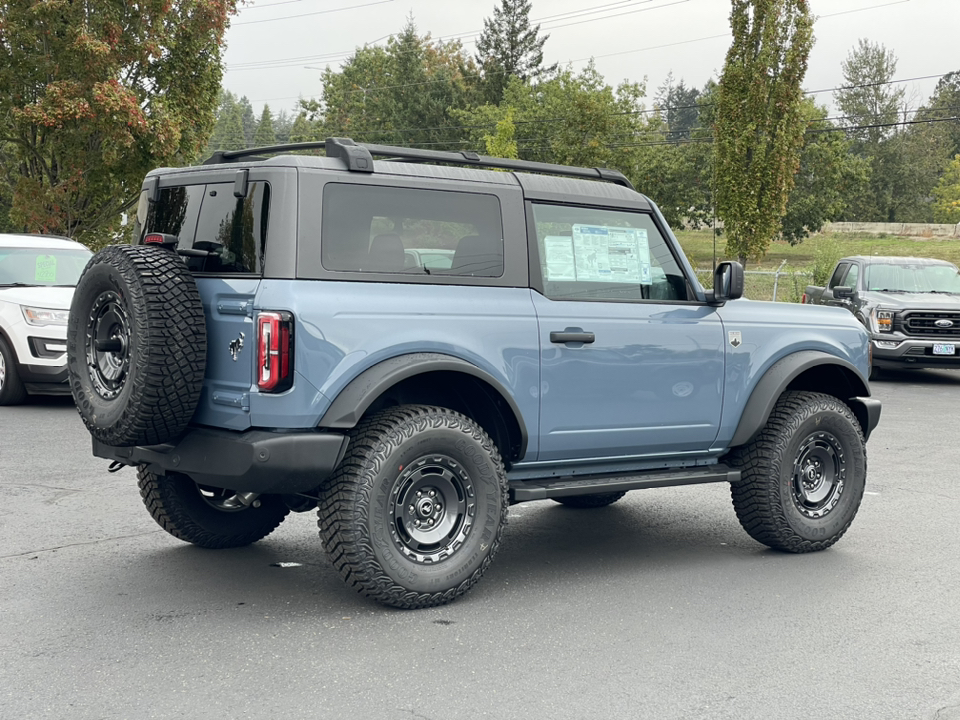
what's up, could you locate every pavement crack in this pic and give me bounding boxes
[0,530,164,559]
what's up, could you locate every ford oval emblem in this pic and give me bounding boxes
[935,319,954,328]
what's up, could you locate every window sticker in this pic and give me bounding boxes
[543,235,577,281]
[35,255,57,284]
[571,225,651,283]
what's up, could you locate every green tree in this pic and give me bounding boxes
[253,105,276,147]
[933,154,960,223]
[918,71,960,160]
[458,64,648,171]
[829,40,943,223]
[317,18,480,150]
[238,96,256,147]
[274,109,294,144]
[0,0,239,246]
[655,73,702,142]
[288,112,316,145]
[834,39,904,146]
[780,100,869,244]
[220,104,246,152]
[475,0,555,104]
[483,108,519,159]
[207,90,237,154]
[714,0,814,266]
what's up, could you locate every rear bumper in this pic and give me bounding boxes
[93,427,349,494]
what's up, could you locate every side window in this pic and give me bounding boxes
[142,182,270,274]
[531,203,688,302]
[191,182,270,274]
[843,264,859,290]
[828,263,849,289]
[320,183,504,278]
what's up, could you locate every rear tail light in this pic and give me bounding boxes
[257,311,295,392]
[801,292,807,304]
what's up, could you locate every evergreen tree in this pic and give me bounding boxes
[238,96,257,147]
[208,90,237,153]
[714,0,814,266]
[655,74,701,142]
[253,105,276,147]
[288,112,315,144]
[220,103,246,151]
[274,109,294,143]
[834,40,904,146]
[475,0,555,104]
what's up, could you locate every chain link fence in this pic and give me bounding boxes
[694,261,814,303]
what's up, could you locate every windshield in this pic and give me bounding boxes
[864,263,960,293]
[0,246,93,287]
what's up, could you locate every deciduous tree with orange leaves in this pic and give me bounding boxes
[0,0,239,247]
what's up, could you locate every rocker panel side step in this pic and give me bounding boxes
[509,465,740,503]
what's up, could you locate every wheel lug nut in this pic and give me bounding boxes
[408,505,415,513]
[429,490,436,498]
[417,491,422,497]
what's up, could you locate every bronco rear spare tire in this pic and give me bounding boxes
[67,245,206,447]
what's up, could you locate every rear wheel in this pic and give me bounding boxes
[728,391,866,553]
[318,405,508,609]
[0,336,27,405]
[138,467,289,549]
[552,492,626,508]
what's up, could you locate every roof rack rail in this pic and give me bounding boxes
[202,137,635,190]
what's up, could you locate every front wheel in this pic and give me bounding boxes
[317,405,509,609]
[728,391,866,553]
[138,468,289,549]
[0,336,27,405]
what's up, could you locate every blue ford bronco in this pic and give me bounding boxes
[67,138,881,609]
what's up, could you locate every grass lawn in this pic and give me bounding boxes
[673,230,960,302]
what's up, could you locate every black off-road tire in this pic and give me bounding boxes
[553,492,626,508]
[138,467,289,549]
[728,391,866,553]
[317,405,509,609]
[0,335,28,405]
[67,245,206,447]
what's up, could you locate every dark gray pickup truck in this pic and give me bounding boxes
[804,255,960,376]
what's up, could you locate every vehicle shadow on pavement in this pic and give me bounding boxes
[88,490,861,613]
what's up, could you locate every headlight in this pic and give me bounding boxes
[21,306,70,326]
[870,308,894,333]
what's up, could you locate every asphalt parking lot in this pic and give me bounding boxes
[1,368,959,720]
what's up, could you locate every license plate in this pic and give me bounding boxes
[933,343,956,355]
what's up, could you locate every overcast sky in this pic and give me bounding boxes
[221,0,959,118]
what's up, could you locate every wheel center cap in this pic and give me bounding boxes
[417,498,434,517]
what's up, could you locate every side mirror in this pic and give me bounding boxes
[707,261,744,304]
[834,285,856,301]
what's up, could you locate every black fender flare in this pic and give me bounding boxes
[317,352,529,458]
[729,350,873,447]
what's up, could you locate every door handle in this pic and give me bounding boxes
[550,330,595,344]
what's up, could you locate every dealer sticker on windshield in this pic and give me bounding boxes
[933,343,955,355]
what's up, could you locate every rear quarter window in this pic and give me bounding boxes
[142,182,270,274]
[320,183,504,278]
